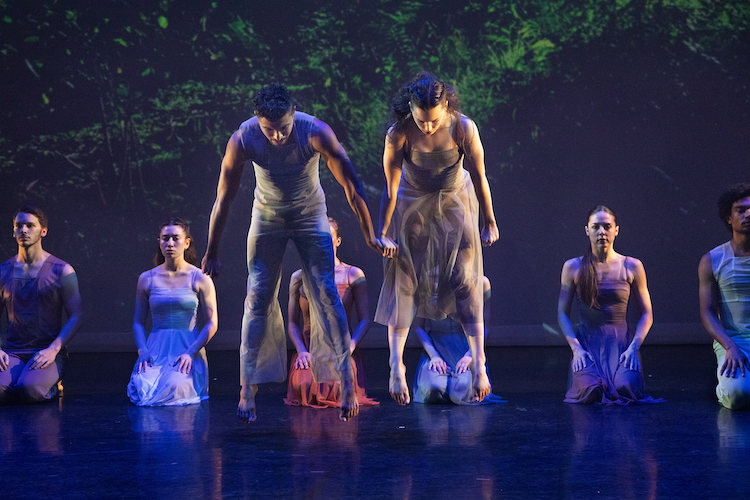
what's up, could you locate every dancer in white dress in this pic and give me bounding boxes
[128,218,218,406]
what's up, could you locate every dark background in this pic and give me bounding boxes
[1,0,747,347]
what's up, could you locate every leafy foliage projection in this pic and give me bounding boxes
[0,0,747,258]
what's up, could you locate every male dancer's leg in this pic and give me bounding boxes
[293,230,357,421]
[238,226,288,422]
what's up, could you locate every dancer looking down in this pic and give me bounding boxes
[374,72,499,405]
[202,84,380,422]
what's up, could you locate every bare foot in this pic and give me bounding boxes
[472,368,491,403]
[389,363,410,405]
[237,384,258,423]
[340,376,359,422]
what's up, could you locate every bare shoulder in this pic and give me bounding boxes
[624,256,645,273]
[61,262,76,277]
[191,266,214,288]
[386,125,406,149]
[562,257,582,274]
[349,265,366,281]
[698,252,714,277]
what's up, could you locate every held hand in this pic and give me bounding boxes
[29,346,59,370]
[571,348,594,373]
[719,345,748,379]
[481,223,499,247]
[366,235,382,254]
[295,352,312,370]
[174,353,193,374]
[428,356,448,375]
[376,236,398,259]
[0,349,9,372]
[454,355,472,374]
[137,349,153,374]
[201,254,222,277]
[619,346,641,372]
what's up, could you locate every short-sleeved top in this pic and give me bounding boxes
[236,111,328,231]
[710,241,750,337]
[0,255,68,352]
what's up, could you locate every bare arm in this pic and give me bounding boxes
[619,258,653,371]
[699,253,747,377]
[376,131,405,258]
[0,292,7,371]
[558,258,593,372]
[30,266,82,370]
[310,120,380,253]
[287,271,310,369]
[202,132,247,277]
[348,269,371,353]
[174,271,219,374]
[460,117,498,247]
[132,272,153,373]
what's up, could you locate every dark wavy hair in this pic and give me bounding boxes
[718,183,750,232]
[578,206,617,309]
[389,72,462,138]
[154,218,197,267]
[14,205,49,229]
[254,83,293,121]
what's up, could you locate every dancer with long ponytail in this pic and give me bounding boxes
[557,206,663,404]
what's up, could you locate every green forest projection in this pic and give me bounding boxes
[1,0,748,333]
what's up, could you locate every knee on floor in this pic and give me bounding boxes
[17,382,57,404]
[720,390,750,410]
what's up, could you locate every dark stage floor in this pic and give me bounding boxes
[2,346,749,499]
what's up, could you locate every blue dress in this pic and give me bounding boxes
[127,267,209,406]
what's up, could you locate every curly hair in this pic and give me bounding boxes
[388,72,461,138]
[254,83,293,121]
[718,183,750,232]
[153,217,197,267]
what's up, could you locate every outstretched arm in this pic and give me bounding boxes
[174,273,219,374]
[619,258,653,371]
[287,271,311,370]
[460,117,498,247]
[30,266,82,370]
[377,131,404,258]
[558,258,593,372]
[311,120,380,254]
[348,269,371,354]
[699,253,747,377]
[202,132,247,277]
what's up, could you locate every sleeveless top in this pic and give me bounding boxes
[710,241,750,337]
[576,257,631,330]
[0,255,68,352]
[147,267,199,336]
[236,111,327,226]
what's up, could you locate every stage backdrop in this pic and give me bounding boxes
[1,1,748,351]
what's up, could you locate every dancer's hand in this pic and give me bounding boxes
[30,346,59,370]
[174,353,193,374]
[429,356,448,374]
[719,344,748,378]
[481,222,499,247]
[571,348,594,372]
[455,355,472,374]
[295,352,312,370]
[619,345,640,372]
[201,254,222,277]
[0,349,9,371]
[136,349,153,373]
[349,339,357,355]
[376,236,398,258]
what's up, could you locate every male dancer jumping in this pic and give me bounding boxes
[202,84,380,422]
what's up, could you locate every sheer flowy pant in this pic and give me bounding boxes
[241,215,351,387]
